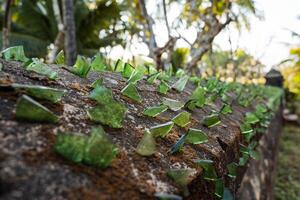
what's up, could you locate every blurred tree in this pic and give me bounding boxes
[0,0,123,58]
[2,0,13,50]
[63,0,77,65]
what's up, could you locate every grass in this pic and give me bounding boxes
[274,125,300,200]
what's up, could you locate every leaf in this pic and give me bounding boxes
[221,104,232,115]
[71,56,91,78]
[175,69,185,78]
[167,168,194,186]
[143,105,168,117]
[202,113,221,128]
[240,123,253,134]
[15,95,58,123]
[172,111,191,127]
[238,153,249,166]
[227,162,238,178]
[54,133,87,163]
[55,50,64,64]
[83,127,118,168]
[114,59,125,72]
[158,80,170,94]
[147,72,160,84]
[245,112,260,124]
[136,130,156,156]
[127,70,144,84]
[122,63,134,78]
[25,59,58,80]
[185,128,208,144]
[1,46,29,62]
[12,83,66,103]
[169,134,188,154]
[172,75,189,92]
[150,121,174,138]
[255,104,267,113]
[214,178,224,198]
[154,192,182,200]
[162,98,184,111]
[195,159,217,181]
[147,65,158,75]
[121,83,142,102]
[91,54,106,72]
[87,102,127,128]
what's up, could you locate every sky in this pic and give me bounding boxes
[110,0,300,70]
[215,0,300,70]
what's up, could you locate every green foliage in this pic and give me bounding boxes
[214,178,224,198]
[121,83,142,102]
[221,104,233,115]
[143,105,168,117]
[169,134,188,154]
[245,112,259,124]
[147,72,160,84]
[12,83,66,103]
[158,80,170,94]
[91,54,106,72]
[171,48,189,70]
[127,70,144,84]
[150,121,174,138]
[114,59,125,72]
[227,162,238,178]
[172,111,191,127]
[122,63,134,78]
[16,95,58,123]
[154,192,182,200]
[55,50,64,65]
[136,130,156,156]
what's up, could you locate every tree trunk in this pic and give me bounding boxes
[63,0,77,65]
[2,0,13,50]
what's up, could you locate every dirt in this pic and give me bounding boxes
[0,59,275,200]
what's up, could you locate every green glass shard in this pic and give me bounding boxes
[190,86,206,107]
[162,98,184,111]
[121,83,142,102]
[71,56,91,78]
[227,162,238,178]
[1,46,29,62]
[127,70,144,84]
[214,178,224,198]
[150,121,174,138]
[89,85,113,104]
[83,127,118,168]
[245,112,260,124]
[202,113,221,128]
[195,159,217,181]
[114,59,125,72]
[221,104,232,115]
[15,95,58,123]
[172,75,189,92]
[91,54,106,72]
[143,105,168,117]
[25,59,58,80]
[147,72,160,84]
[185,128,208,144]
[12,83,66,103]
[158,80,170,94]
[169,134,187,154]
[87,102,127,128]
[222,188,234,200]
[90,78,103,88]
[154,192,182,200]
[122,63,134,78]
[172,111,191,127]
[55,50,64,64]
[54,133,87,163]
[136,130,156,156]
[167,168,194,186]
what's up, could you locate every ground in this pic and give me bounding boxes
[274,124,300,200]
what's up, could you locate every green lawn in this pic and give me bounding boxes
[274,125,300,200]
